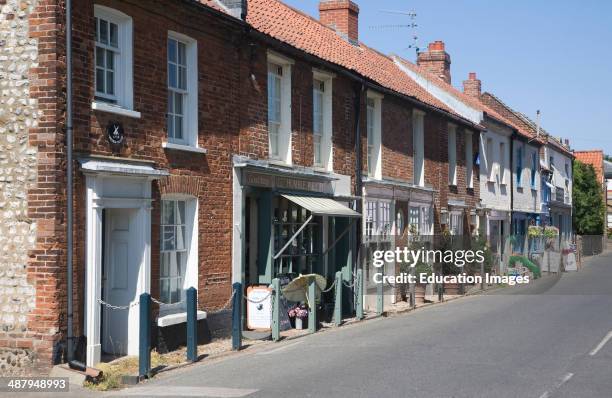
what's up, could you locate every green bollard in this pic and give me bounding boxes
[186,287,197,362]
[356,269,364,320]
[231,283,242,351]
[138,292,151,379]
[272,278,280,342]
[308,278,316,333]
[334,271,342,326]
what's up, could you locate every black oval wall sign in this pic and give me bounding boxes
[107,121,124,145]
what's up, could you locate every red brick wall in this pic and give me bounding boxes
[70,0,243,313]
[24,0,67,374]
[381,95,413,182]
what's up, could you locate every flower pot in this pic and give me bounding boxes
[295,317,304,330]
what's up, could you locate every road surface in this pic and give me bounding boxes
[43,251,612,397]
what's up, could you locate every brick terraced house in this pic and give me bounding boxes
[1,0,492,374]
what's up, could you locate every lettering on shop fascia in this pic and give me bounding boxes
[244,171,327,193]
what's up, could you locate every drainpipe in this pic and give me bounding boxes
[66,0,74,363]
[353,82,364,283]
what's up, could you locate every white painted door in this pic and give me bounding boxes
[102,209,139,356]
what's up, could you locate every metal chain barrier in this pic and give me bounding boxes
[343,278,356,288]
[150,296,176,306]
[244,290,272,304]
[203,290,236,315]
[97,298,139,311]
[321,279,337,293]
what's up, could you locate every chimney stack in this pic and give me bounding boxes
[462,72,481,98]
[319,0,359,44]
[417,41,451,84]
[217,0,247,20]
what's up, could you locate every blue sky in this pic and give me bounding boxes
[282,0,612,155]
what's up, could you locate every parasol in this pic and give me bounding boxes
[281,274,327,308]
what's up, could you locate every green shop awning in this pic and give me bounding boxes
[281,194,361,218]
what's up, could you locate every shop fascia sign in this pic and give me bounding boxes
[244,171,330,193]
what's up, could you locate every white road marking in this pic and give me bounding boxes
[115,386,258,397]
[256,340,303,355]
[538,373,574,398]
[560,372,574,384]
[589,330,612,356]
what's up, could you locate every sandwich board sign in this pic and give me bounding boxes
[246,286,272,330]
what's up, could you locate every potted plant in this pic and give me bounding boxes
[287,304,308,329]
[413,262,432,304]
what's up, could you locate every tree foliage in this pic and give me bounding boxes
[572,160,605,235]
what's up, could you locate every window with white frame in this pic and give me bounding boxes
[408,204,433,236]
[449,211,463,236]
[408,206,420,235]
[167,33,197,146]
[312,71,333,170]
[267,52,292,164]
[531,151,537,188]
[366,98,374,176]
[268,63,282,159]
[160,198,197,307]
[486,137,495,182]
[516,145,524,187]
[412,110,425,186]
[465,130,473,189]
[364,200,391,240]
[94,5,133,109]
[448,124,457,186]
[160,200,187,304]
[365,200,377,239]
[379,201,391,239]
[366,92,382,179]
[499,141,506,184]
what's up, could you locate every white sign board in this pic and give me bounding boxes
[564,252,577,271]
[246,286,272,331]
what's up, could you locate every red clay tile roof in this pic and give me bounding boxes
[242,0,477,126]
[575,150,605,184]
[391,56,529,136]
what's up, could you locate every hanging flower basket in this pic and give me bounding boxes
[527,225,543,238]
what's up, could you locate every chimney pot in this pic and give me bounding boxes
[319,0,360,43]
[417,40,452,84]
[463,72,481,98]
[429,40,445,51]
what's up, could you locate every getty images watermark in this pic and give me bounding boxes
[371,247,531,286]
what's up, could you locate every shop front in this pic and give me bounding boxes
[361,179,435,310]
[232,157,360,326]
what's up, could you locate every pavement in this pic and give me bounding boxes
[15,250,612,397]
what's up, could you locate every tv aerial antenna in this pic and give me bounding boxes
[369,9,420,56]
